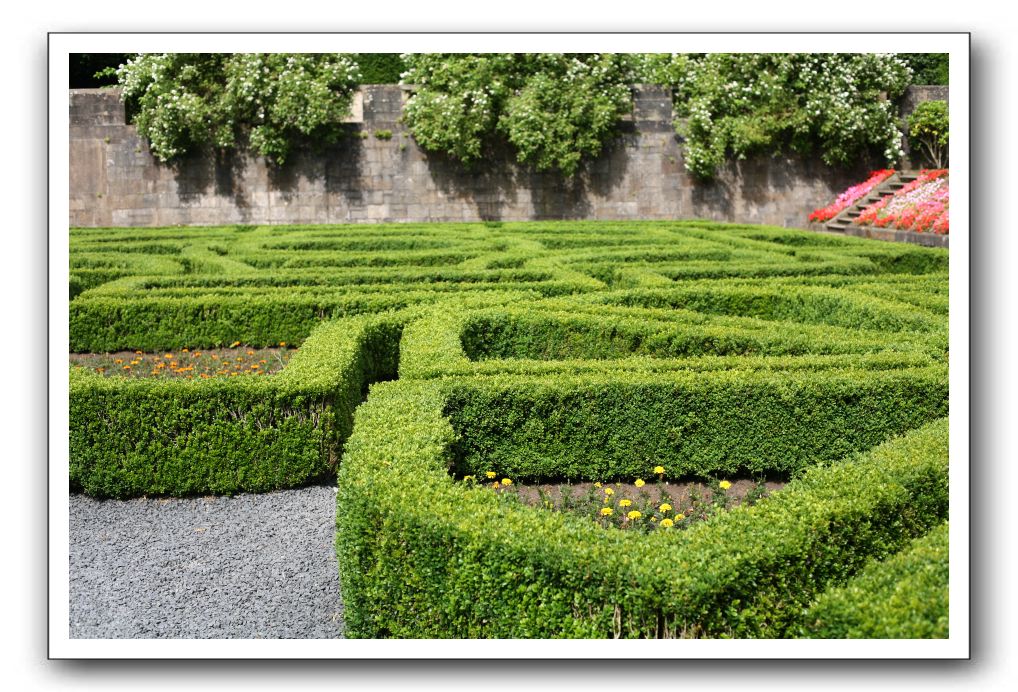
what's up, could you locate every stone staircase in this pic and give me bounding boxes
[824,171,919,233]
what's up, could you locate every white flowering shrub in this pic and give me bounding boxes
[116,53,361,164]
[401,54,637,176]
[653,54,913,179]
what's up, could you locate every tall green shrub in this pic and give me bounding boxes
[353,53,406,83]
[907,100,949,168]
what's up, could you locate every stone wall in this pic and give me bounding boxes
[70,85,937,228]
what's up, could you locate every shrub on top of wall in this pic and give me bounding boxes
[401,53,639,176]
[115,53,361,164]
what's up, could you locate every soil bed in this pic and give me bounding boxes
[477,477,787,533]
[69,343,297,379]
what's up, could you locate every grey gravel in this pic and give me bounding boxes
[69,485,345,639]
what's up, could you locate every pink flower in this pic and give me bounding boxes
[853,169,949,234]
[809,170,896,223]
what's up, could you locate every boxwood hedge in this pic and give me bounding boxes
[70,220,951,636]
[801,521,950,638]
[70,313,402,497]
[336,386,948,638]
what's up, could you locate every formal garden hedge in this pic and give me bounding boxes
[69,219,951,637]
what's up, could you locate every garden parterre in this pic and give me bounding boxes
[69,220,950,638]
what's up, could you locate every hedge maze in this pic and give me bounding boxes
[69,220,950,638]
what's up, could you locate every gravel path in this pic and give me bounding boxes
[69,485,345,639]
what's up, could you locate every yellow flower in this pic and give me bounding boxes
[463,475,475,483]
[627,511,642,520]
[654,466,665,475]
[674,513,685,521]
[650,516,658,522]
[719,480,732,490]
[164,353,173,359]
[182,348,189,353]
[279,342,287,347]
[600,507,613,516]
[660,518,674,528]
[604,487,614,496]
[113,358,123,364]
[634,479,645,488]
[619,499,632,508]
[593,482,602,488]
[659,503,672,512]
[501,478,512,486]
[485,471,496,479]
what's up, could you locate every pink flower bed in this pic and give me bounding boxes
[854,169,949,235]
[808,169,896,223]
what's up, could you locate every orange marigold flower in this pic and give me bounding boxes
[114,359,123,364]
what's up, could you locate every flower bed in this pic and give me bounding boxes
[854,169,949,234]
[808,169,895,223]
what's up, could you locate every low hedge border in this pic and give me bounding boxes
[69,284,544,352]
[397,301,944,381]
[70,312,403,498]
[801,521,950,638]
[441,366,948,481]
[336,388,949,638]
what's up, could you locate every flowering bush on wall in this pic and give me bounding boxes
[116,54,361,164]
[854,169,949,234]
[400,53,637,177]
[808,169,896,223]
[646,53,913,180]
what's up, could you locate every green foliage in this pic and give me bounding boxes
[443,367,947,482]
[401,53,637,176]
[115,53,360,164]
[908,100,950,168]
[652,53,913,179]
[373,129,393,140]
[900,53,949,85]
[352,53,406,84]
[802,521,949,638]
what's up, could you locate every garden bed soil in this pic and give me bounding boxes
[69,344,297,379]
[504,478,787,510]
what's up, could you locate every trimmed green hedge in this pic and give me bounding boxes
[70,314,402,498]
[69,221,951,636]
[336,389,948,638]
[443,366,947,481]
[801,521,950,638]
[397,299,944,380]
